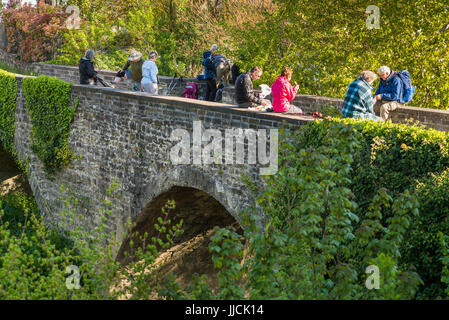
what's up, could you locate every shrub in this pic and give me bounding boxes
[287,118,449,298]
[0,69,17,155]
[1,2,69,62]
[22,75,77,175]
[0,182,184,299]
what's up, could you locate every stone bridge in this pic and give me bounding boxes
[11,73,310,255]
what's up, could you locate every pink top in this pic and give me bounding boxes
[271,76,298,113]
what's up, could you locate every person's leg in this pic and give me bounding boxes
[206,79,213,101]
[221,64,231,87]
[143,83,158,94]
[380,100,400,120]
[216,63,225,88]
[282,104,303,114]
[133,82,142,91]
[207,79,217,101]
[237,102,252,108]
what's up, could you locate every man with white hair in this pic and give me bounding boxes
[342,71,382,120]
[374,65,403,120]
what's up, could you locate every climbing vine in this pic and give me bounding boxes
[0,68,18,155]
[22,75,77,175]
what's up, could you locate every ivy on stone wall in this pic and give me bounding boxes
[22,75,77,175]
[0,68,18,154]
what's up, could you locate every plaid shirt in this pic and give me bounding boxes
[342,77,377,119]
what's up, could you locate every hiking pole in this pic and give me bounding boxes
[168,75,183,95]
[168,73,177,93]
[94,75,111,87]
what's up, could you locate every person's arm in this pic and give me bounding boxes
[285,81,298,101]
[362,86,375,114]
[244,76,262,105]
[122,60,130,71]
[380,77,401,101]
[86,61,97,78]
[149,62,158,83]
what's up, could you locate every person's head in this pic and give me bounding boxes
[281,67,293,81]
[250,66,262,81]
[378,66,391,81]
[85,49,95,61]
[148,50,159,61]
[359,70,377,85]
[210,44,218,53]
[128,50,142,62]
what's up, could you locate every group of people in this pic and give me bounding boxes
[232,62,410,119]
[78,49,160,95]
[233,65,303,114]
[80,46,410,121]
[342,66,412,121]
[202,44,241,102]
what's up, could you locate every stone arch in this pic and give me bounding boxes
[116,183,244,290]
[134,165,252,227]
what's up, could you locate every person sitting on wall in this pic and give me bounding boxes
[271,67,303,114]
[374,65,402,121]
[110,50,144,91]
[141,51,159,95]
[234,66,269,108]
[341,70,382,121]
[79,49,98,85]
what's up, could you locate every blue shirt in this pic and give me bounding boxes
[141,60,158,85]
[375,71,403,102]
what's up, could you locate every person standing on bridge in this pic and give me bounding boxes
[79,49,98,85]
[110,50,144,91]
[141,51,159,95]
[271,67,303,114]
[203,45,218,101]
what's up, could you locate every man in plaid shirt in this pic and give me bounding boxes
[341,71,382,121]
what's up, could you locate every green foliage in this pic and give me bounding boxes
[160,120,422,300]
[1,2,69,62]
[405,170,449,299]
[296,118,449,298]
[0,69,18,155]
[22,75,77,175]
[0,181,184,299]
[227,0,449,109]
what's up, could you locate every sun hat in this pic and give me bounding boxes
[128,50,143,62]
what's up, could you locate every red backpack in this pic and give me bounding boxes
[182,83,198,99]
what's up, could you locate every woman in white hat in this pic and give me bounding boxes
[141,51,159,95]
[111,50,144,91]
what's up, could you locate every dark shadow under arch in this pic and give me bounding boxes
[116,186,242,267]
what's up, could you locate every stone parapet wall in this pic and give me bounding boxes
[223,86,449,132]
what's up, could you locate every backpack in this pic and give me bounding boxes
[395,70,415,103]
[182,83,198,99]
